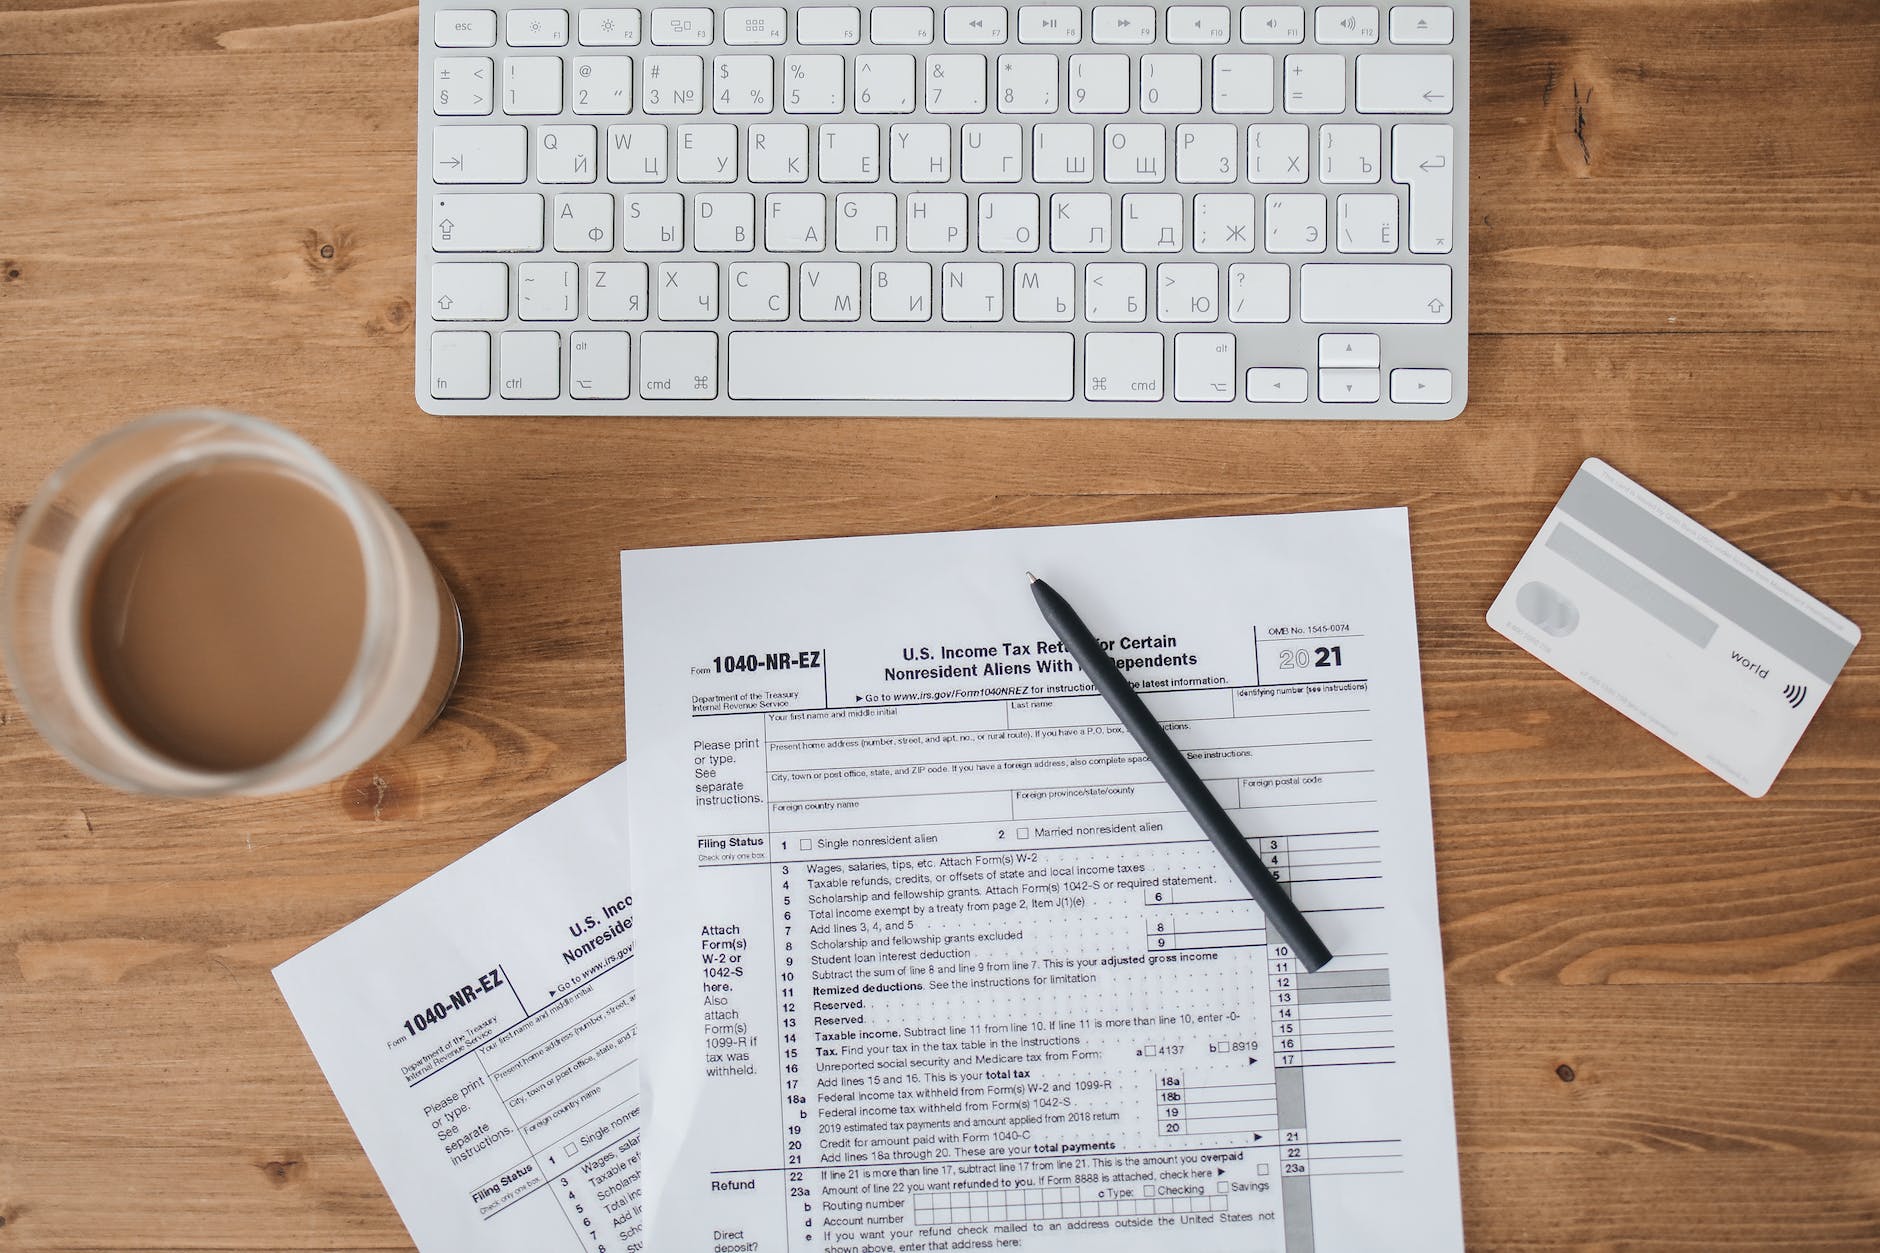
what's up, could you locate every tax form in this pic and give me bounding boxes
[620,511,1464,1253]
[275,766,642,1253]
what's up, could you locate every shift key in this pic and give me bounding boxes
[432,193,544,252]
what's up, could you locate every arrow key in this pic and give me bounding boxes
[1319,367,1380,402]
[1245,367,1308,402]
[1390,367,1452,403]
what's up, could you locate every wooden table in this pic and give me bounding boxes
[3,0,1877,1247]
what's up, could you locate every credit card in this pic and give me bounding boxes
[1488,458,1861,797]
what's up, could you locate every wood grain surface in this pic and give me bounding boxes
[2,0,1878,1248]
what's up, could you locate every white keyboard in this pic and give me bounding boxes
[417,2,1467,416]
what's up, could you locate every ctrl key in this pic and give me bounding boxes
[430,330,490,399]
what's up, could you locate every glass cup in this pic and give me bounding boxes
[2,409,462,797]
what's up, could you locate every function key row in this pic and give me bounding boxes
[435,5,1455,49]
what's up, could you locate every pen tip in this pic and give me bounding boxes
[1026,571,1038,584]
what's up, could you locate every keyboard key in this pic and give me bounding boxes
[801,275,871,330]
[650,7,713,44]
[724,7,786,44]
[536,124,597,182]
[570,331,632,398]
[1084,331,1162,400]
[518,261,579,318]
[1104,123,1165,181]
[1166,5,1230,43]
[1318,332,1379,367]
[607,124,669,181]
[961,122,1022,180]
[622,192,685,249]
[872,6,936,43]
[997,54,1059,113]
[870,261,933,319]
[1174,332,1235,400]
[1157,262,1218,321]
[506,9,568,46]
[1299,262,1452,323]
[430,263,508,320]
[1389,6,1453,45]
[1390,367,1452,403]
[890,123,952,181]
[1084,262,1145,320]
[1212,54,1274,113]
[1018,6,1081,43]
[435,10,496,47]
[1176,123,1237,182]
[1246,366,1307,400]
[711,54,773,114]
[1356,53,1453,113]
[579,8,642,45]
[909,191,970,250]
[677,123,738,181]
[552,192,615,250]
[429,331,491,398]
[727,261,790,319]
[1392,122,1454,252]
[502,56,563,114]
[1335,192,1398,252]
[1092,6,1154,43]
[1140,54,1201,113]
[1227,263,1288,321]
[587,261,649,319]
[1122,192,1182,251]
[1193,193,1256,250]
[729,331,1072,399]
[1239,5,1304,43]
[765,192,827,250]
[1033,123,1094,182]
[944,6,1008,43]
[836,192,897,249]
[819,123,880,180]
[977,192,1039,251]
[642,55,703,112]
[748,122,809,180]
[784,55,845,113]
[1314,5,1378,44]
[1319,123,1380,182]
[639,330,719,397]
[432,124,526,182]
[1247,122,1307,181]
[658,260,720,320]
[1319,367,1380,402]
[1282,54,1344,113]
[925,53,987,112]
[694,192,757,250]
[500,330,561,398]
[1013,262,1075,320]
[433,57,494,115]
[1263,192,1324,252]
[1069,54,1129,113]
[798,6,863,43]
[857,54,917,112]
[1048,192,1110,251]
[432,193,544,251]
[572,56,634,113]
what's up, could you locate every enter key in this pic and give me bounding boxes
[1391,123,1453,254]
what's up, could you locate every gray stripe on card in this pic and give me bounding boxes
[1558,468,1855,683]
[1545,522,1718,650]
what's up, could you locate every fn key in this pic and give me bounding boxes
[430,331,490,399]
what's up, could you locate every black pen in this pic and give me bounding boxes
[1029,574,1334,973]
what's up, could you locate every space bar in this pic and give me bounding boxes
[728,332,1075,401]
